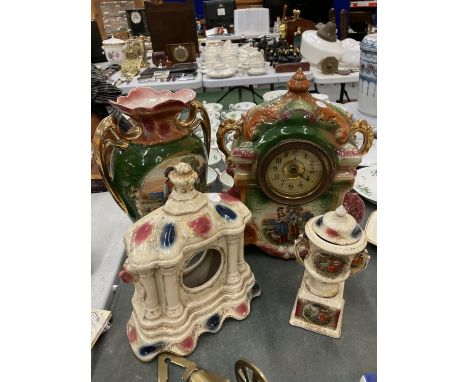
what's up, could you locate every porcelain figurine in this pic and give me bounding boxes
[93,88,211,222]
[358,33,377,117]
[290,205,369,338]
[119,163,260,361]
[102,35,125,65]
[217,69,373,259]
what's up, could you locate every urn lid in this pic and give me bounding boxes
[317,22,337,42]
[123,163,251,269]
[311,205,363,246]
[102,35,125,46]
[361,33,377,52]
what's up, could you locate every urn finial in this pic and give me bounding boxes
[288,68,310,93]
[168,162,198,194]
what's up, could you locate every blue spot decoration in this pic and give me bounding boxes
[160,223,176,248]
[206,314,221,330]
[215,204,237,222]
[316,216,323,227]
[139,342,164,357]
[351,225,362,239]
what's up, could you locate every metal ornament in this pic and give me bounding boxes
[320,56,339,74]
[157,353,268,382]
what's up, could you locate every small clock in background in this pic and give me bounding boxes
[165,43,197,64]
[126,9,149,37]
[130,11,142,24]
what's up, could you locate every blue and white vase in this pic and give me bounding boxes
[358,34,377,117]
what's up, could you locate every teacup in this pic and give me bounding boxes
[263,90,288,102]
[210,118,220,130]
[208,110,221,120]
[208,147,225,171]
[221,110,244,121]
[229,102,256,112]
[215,168,234,191]
[203,102,223,113]
[206,167,219,192]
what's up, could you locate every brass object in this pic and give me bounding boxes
[157,353,229,382]
[292,9,300,20]
[350,119,374,155]
[320,56,339,74]
[138,36,150,68]
[92,116,142,213]
[121,39,143,78]
[234,359,269,382]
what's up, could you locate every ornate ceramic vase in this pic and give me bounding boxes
[119,163,260,361]
[217,69,373,259]
[290,206,369,338]
[358,33,377,117]
[93,87,211,221]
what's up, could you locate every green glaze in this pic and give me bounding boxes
[111,134,207,221]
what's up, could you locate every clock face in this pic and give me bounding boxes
[258,140,334,205]
[173,45,189,62]
[131,11,142,24]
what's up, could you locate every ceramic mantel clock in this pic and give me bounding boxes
[217,69,373,259]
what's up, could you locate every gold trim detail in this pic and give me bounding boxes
[350,119,374,155]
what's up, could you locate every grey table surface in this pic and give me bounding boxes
[92,203,376,382]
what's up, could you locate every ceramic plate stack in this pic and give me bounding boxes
[354,165,377,204]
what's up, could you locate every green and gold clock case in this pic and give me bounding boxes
[217,69,373,259]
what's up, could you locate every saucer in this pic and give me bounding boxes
[354,165,377,204]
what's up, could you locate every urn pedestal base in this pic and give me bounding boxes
[289,277,345,338]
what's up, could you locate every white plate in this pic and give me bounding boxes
[247,69,266,76]
[263,90,287,102]
[354,165,377,204]
[365,210,377,246]
[355,136,377,167]
[206,69,237,78]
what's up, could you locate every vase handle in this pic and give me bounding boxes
[177,99,211,157]
[216,117,242,167]
[92,115,142,214]
[294,234,310,266]
[351,119,374,156]
[350,249,370,275]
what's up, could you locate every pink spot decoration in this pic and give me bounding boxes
[325,227,340,238]
[219,193,239,203]
[134,222,153,245]
[235,303,248,317]
[187,215,211,237]
[179,336,194,351]
[128,326,137,342]
[119,267,135,284]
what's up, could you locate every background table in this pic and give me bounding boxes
[310,68,359,103]
[91,202,376,382]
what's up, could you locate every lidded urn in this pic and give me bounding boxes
[290,205,369,338]
[119,162,260,362]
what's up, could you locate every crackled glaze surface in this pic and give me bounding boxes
[120,163,259,361]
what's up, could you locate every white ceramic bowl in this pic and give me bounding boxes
[208,147,225,171]
[263,90,288,102]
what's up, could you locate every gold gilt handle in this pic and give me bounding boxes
[92,115,141,214]
[350,249,370,275]
[177,99,211,157]
[293,234,310,266]
[351,119,374,156]
[216,118,242,166]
